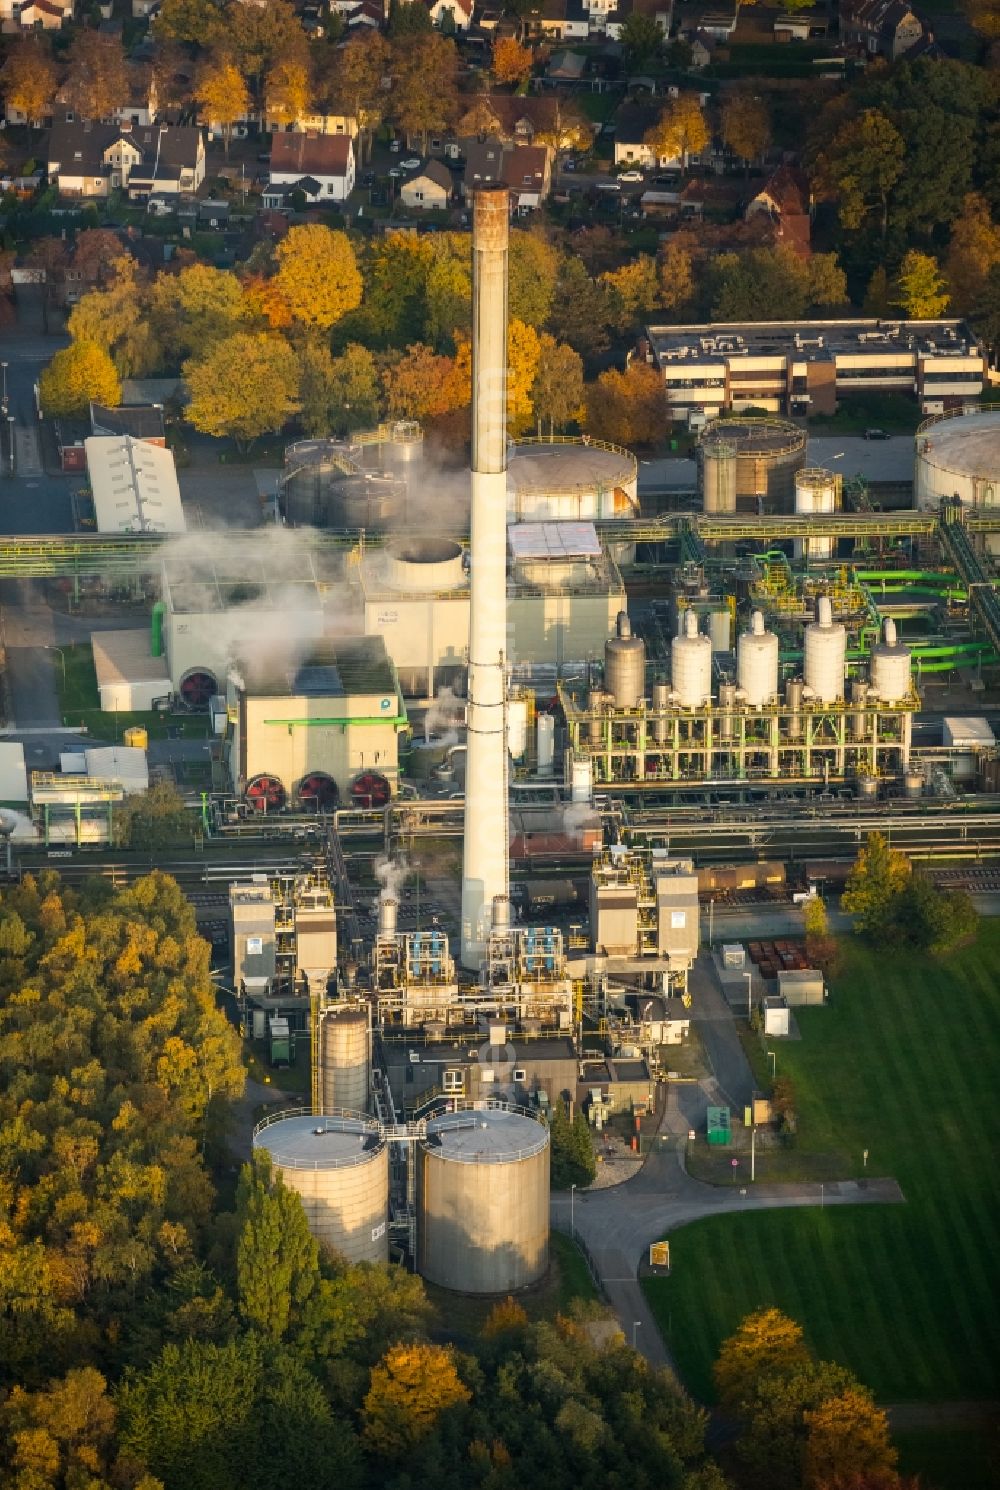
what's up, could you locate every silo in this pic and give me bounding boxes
[651,678,671,743]
[785,676,804,739]
[869,619,911,703]
[804,596,846,703]
[718,680,736,740]
[253,1112,388,1264]
[417,1104,550,1293]
[570,756,593,803]
[914,408,1000,513]
[698,418,807,514]
[604,611,646,708]
[537,714,555,775]
[737,611,779,706]
[508,697,528,762]
[793,468,841,561]
[588,688,609,745]
[701,438,738,514]
[319,1006,370,1115]
[671,609,712,708]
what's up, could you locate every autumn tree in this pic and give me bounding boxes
[424,233,473,348]
[492,36,534,85]
[509,230,561,328]
[601,255,659,332]
[803,1388,898,1490]
[532,335,584,436]
[645,94,709,169]
[184,332,300,450]
[586,363,669,448]
[619,12,664,68]
[265,56,311,129]
[112,781,193,851]
[72,229,128,290]
[68,256,160,378]
[231,0,307,100]
[449,318,541,434]
[0,1368,123,1490]
[972,263,1000,365]
[842,832,912,938]
[946,193,1000,314]
[362,1342,471,1457]
[153,0,227,46]
[274,225,363,330]
[62,32,130,121]
[714,1308,812,1412]
[39,341,121,417]
[957,0,1000,35]
[151,262,250,364]
[0,36,58,126]
[863,265,891,317]
[383,343,458,421]
[813,109,904,241]
[318,33,390,164]
[195,54,250,155]
[658,238,696,316]
[721,91,771,174]
[534,94,591,155]
[392,34,459,153]
[894,250,950,319]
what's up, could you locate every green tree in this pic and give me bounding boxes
[891,875,978,956]
[184,332,300,450]
[362,1342,471,1457]
[316,33,390,164]
[601,255,659,332]
[548,256,610,360]
[806,253,849,309]
[972,262,1000,365]
[299,1259,430,1364]
[710,247,810,322]
[151,263,250,364]
[328,343,381,436]
[424,233,473,348]
[391,34,459,152]
[531,335,585,435]
[509,230,561,329]
[894,250,950,319]
[863,265,892,317]
[275,225,363,330]
[39,341,121,417]
[736,1359,858,1490]
[841,832,912,938]
[813,108,904,240]
[548,1101,596,1189]
[112,781,194,852]
[153,0,227,46]
[619,12,663,68]
[388,0,434,34]
[235,1157,319,1341]
[230,0,307,100]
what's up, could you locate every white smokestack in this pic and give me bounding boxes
[461,186,510,969]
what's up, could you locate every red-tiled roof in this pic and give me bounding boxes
[270,132,352,177]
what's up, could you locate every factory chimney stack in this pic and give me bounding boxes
[461,186,510,968]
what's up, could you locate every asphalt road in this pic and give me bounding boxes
[1,294,74,533]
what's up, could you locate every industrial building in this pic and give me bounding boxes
[640,319,985,424]
[85,436,185,534]
[914,407,1000,518]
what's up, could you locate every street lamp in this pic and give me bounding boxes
[570,1182,576,1239]
[1,360,7,412]
[47,645,66,688]
[744,971,753,1019]
[632,1320,641,1349]
[6,416,13,475]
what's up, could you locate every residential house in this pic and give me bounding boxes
[400,159,453,210]
[502,144,551,211]
[90,401,166,445]
[0,0,73,29]
[773,10,826,40]
[689,7,736,40]
[613,102,680,171]
[108,71,159,129]
[840,0,924,59]
[340,0,384,25]
[689,29,716,68]
[462,135,505,197]
[546,47,587,80]
[427,0,473,28]
[268,132,356,201]
[746,164,812,257]
[131,0,161,17]
[291,112,359,138]
[47,118,206,199]
[525,0,591,41]
[605,0,672,42]
[262,173,326,208]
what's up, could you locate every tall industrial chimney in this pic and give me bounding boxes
[461,186,510,968]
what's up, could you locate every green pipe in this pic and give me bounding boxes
[262,716,408,726]
[150,601,165,657]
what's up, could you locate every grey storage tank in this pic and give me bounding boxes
[253,1111,388,1264]
[417,1103,550,1294]
[319,1005,370,1115]
[604,611,646,708]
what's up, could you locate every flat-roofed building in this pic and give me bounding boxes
[640,318,985,423]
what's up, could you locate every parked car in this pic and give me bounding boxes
[388,166,403,178]
[389,138,401,152]
[401,157,421,170]
[596,180,621,192]
[864,427,891,440]
[619,169,644,183]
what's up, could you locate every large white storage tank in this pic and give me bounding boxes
[671,609,712,708]
[737,611,779,706]
[417,1104,550,1293]
[252,1111,389,1265]
[793,468,841,561]
[604,611,646,707]
[914,407,1000,513]
[804,596,847,702]
[319,1006,370,1115]
[869,619,911,703]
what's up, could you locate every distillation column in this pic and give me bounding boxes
[461,186,510,968]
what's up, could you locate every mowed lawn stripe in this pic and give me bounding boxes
[643,928,1000,1402]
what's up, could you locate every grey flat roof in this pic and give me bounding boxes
[253,1113,382,1169]
[646,318,980,364]
[423,1107,548,1162]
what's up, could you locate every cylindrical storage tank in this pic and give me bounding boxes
[718,680,736,740]
[417,1104,549,1293]
[914,408,1000,513]
[698,418,807,515]
[383,539,466,594]
[737,611,779,707]
[507,697,528,762]
[604,611,646,708]
[588,689,609,745]
[851,680,868,741]
[123,725,148,750]
[379,897,397,937]
[709,608,732,653]
[904,769,924,799]
[537,714,555,775]
[793,468,840,561]
[857,775,879,800]
[652,678,670,744]
[671,609,712,709]
[253,1112,388,1264]
[869,619,911,704]
[492,894,512,931]
[804,597,847,703]
[701,438,738,514]
[786,676,804,739]
[319,1007,370,1115]
[570,755,593,804]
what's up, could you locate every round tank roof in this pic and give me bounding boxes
[507,440,636,492]
[424,1105,548,1163]
[253,1112,382,1169]
[699,417,806,456]
[917,409,1000,479]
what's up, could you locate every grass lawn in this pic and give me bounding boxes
[809,393,924,436]
[56,642,209,742]
[643,930,1000,1406]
